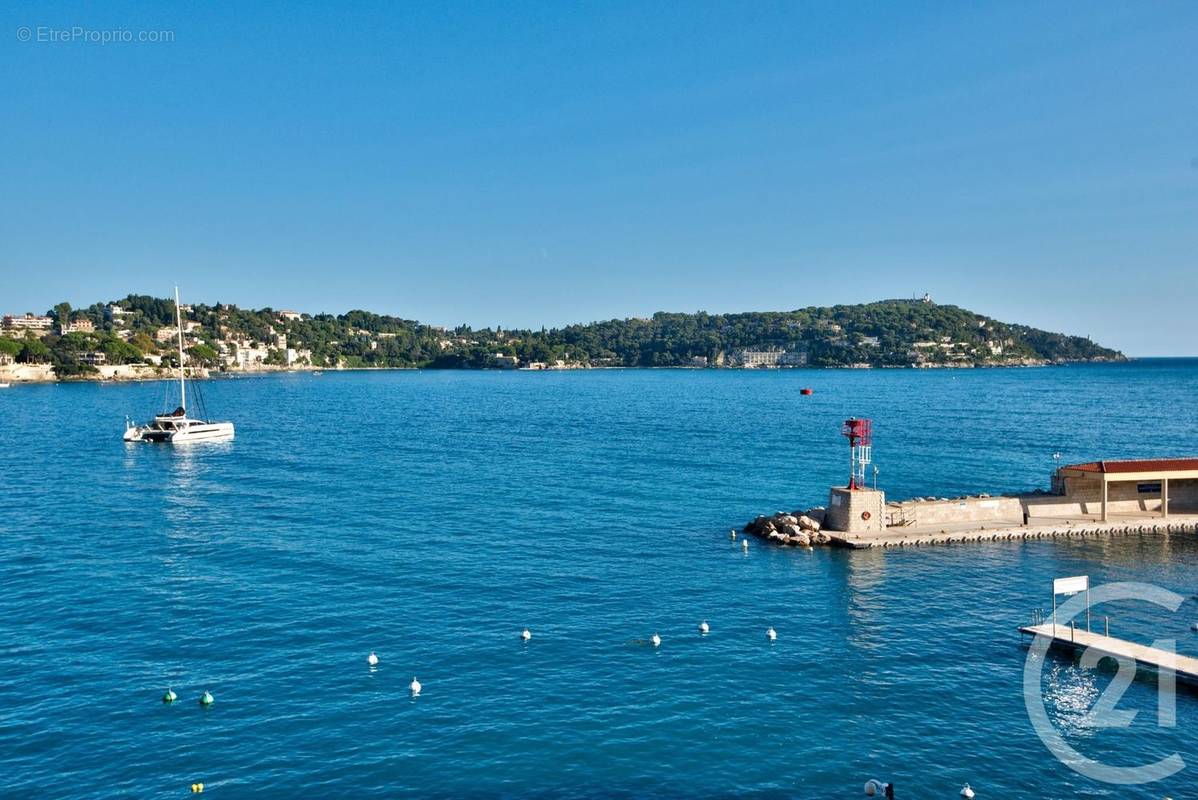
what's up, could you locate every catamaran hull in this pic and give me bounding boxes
[154,423,234,443]
[170,423,235,443]
[130,422,235,443]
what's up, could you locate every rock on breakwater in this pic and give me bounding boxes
[743,508,833,547]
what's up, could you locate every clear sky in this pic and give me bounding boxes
[1,2,1195,355]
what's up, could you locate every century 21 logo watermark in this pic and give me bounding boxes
[1023,581,1185,785]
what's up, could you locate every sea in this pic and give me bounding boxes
[2,359,1198,798]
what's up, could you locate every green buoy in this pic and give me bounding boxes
[163,688,177,703]
[199,690,214,706]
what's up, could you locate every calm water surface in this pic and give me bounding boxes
[3,361,1198,798]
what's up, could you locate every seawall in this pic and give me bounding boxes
[827,515,1198,549]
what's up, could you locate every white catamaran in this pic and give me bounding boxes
[123,288,235,444]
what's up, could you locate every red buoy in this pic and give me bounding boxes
[800,388,813,396]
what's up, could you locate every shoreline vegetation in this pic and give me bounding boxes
[1,295,1124,384]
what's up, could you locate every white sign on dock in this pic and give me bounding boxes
[1050,575,1091,634]
[1054,575,1089,596]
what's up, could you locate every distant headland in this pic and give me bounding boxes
[0,294,1124,382]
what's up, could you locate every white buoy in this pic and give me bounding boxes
[864,779,892,796]
[730,529,737,540]
[367,651,379,666]
[960,784,975,798]
[766,627,777,641]
[699,621,710,635]
[521,628,532,641]
[742,539,749,550]
[651,633,661,648]
[409,677,422,695]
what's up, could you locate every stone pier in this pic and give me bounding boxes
[745,457,1198,551]
[826,514,1198,549]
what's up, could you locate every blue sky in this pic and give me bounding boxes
[1,2,1195,355]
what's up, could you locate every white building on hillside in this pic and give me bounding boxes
[3,314,54,334]
[285,348,311,366]
[731,348,807,368]
[231,343,271,369]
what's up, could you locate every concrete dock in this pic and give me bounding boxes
[826,513,1198,549]
[1019,621,1198,682]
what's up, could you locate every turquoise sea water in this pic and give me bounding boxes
[3,360,1198,798]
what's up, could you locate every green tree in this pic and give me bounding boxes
[101,336,145,365]
[187,343,220,366]
[49,332,97,377]
[19,338,51,363]
[130,332,157,353]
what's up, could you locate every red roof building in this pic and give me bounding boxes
[1056,458,1198,520]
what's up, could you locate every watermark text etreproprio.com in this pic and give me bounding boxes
[16,26,175,44]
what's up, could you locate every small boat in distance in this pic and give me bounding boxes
[123,287,235,444]
[0,382,10,388]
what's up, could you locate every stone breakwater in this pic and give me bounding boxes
[742,508,834,547]
[834,516,1198,549]
[742,510,1198,550]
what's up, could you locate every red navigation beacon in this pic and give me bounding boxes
[841,418,873,490]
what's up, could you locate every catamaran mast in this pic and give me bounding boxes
[175,286,186,414]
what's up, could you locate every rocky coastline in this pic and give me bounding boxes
[742,507,834,547]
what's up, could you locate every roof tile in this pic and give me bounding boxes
[1065,458,1198,474]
